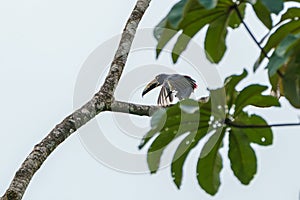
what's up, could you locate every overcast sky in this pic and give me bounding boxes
[1,0,300,200]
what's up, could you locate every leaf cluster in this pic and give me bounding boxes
[139,70,280,195]
[154,0,300,108]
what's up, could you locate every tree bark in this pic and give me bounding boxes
[0,0,152,199]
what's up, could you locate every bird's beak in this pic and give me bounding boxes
[142,79,160,97]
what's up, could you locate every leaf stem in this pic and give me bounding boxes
[233,4,269,58]
[225,118,300,128]
[259,21,282,45]
[233,4,284,78]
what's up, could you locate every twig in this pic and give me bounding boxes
[0,1,151,200]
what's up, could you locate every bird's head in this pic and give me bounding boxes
[142,74,169,97]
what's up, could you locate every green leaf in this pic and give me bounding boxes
[153,18,168,41]
[145,100,202,173]
[208,87,227,125]
[154,0,188,57]
[265,34,300,77]
[268,72,284,96]
[155,0,245,63]
[282,50,300,108]
[171,9,224,62]
[198,0,218,9]
[265,20,300,53]
[224,69,248,109]
[228,3,246,29]
[254,20,300,71]
[147,127,179,173]
[267,53,290,76]
[170,100,212,187]
[156,33,178,57]
[205,15,229,63]
[168,0,188,28]
[280,7,300,22]
[170,0,226,62]
[283,74,300,108]
[261,0,284,14]
[234,84,267,115]
[234,111,273,146]
[228,129,257,184]
[171,128,208,188]
[138,109,166,149]
[234,84,280,116]
[265,33,300,108]
[244,95,281,108]
[275,33,300,57]
[252,0,272,29]
[197,129,225,195]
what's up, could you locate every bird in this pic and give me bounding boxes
[142,73,197,106]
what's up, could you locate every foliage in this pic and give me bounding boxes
[154,0,300,109]
[139,70,280,195]
[139,0,300,195]
[264,33,300,107]
[154,0,247,63]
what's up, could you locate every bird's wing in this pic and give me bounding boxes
[167,76,195,100]
[183,76,197,89]
[157,85,173,106]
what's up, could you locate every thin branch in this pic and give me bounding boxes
[225,118,300,128]
[0,1,151,200]
[233,4,284,78]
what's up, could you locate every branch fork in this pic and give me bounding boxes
[1,1,151,199]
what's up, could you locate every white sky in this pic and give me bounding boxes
[1,0,300,199]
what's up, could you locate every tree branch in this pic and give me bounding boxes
[110,101,159,116]
[0,0,151,199]
[99,0,151,103]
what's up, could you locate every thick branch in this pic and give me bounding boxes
[99,0,151,103]
[109,97,210,116]
[110,101,159,116]
[0,0,151,199]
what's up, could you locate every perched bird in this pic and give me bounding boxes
[142,73,197,106]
